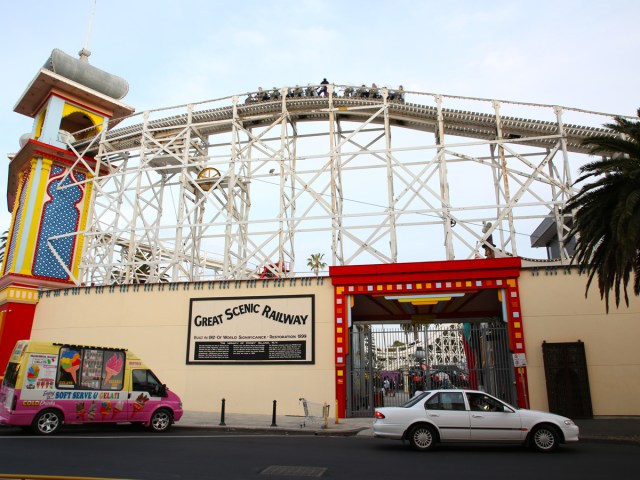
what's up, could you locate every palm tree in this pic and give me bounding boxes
[306,253,327,276]
[565,109,640,312]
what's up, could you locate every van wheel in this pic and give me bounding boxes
[149,408,172,432]
[32,409,62,435]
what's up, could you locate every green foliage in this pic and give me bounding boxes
[113,247,170,284]
[566,109,640,312]
[306,253,327,276]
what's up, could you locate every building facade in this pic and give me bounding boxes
[25,260,640,419]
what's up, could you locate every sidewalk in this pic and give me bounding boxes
[175,411,640,443]
[175,411,373,437]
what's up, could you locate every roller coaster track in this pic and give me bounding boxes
[93,91,610,155]
[62,85,618,284]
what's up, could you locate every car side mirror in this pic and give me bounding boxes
[150,384,166,396]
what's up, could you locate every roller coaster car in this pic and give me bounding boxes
[258,261,290,278]
[388,90,405,103]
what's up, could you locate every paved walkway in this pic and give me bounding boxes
[176,411,372,436]
[175,411,640,443]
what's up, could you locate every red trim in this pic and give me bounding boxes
[330,257,522,285]
[330,258,528,417]
[32,168,85,282]
[7,138,105,212]
[0,273,75,290]
[0,302,37,371]
[35,91,112,119]
[11,139,108,176]
[32,142,104,174]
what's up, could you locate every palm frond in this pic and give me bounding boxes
[567,110,640,312]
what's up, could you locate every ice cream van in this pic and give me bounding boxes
[0,340,183,434]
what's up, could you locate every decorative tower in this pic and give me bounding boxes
[0,48,134,368]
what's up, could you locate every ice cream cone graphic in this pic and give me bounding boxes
[27,364,40,386]
[88,402,97,421]
[60,350,81,384]
[104,353,123,384]
[99,401,112,417]
[132,393,149,416]
[104,368,117,383]
[76,402,86,420]
[112,401,124,419]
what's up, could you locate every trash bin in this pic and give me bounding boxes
[374,391,384,408]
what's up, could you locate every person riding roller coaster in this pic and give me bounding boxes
[318,78,329,97]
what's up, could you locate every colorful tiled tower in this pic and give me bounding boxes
[0,48,134,369]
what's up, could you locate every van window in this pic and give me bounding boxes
[100,351,125,390]
[56,346,125,391]
[2,362,20,388]
[132,369,164,396]
[57,347,82,388]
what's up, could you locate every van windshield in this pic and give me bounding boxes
[2,362,20,388]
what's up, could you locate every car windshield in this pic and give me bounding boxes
[402,391,431,407]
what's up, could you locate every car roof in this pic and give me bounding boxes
[428,389,485,394]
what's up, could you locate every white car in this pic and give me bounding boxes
[373,389,579,452]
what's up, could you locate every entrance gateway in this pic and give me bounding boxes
[330,257,527,418]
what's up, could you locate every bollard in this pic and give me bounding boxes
[271,399,278,427]
[219,398,226,426]
[335,399,339,424]
[323,402,329,429]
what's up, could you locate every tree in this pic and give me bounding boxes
[306,253,327,276]
[565,109,640,312]
[112,246,170,284]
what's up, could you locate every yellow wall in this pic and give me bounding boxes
[519,266,640,416]
[29,265,640,418]
[30,280,336,416]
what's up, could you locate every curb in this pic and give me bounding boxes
[172,424,368,437]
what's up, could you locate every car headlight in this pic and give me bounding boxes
[563,419,575,426]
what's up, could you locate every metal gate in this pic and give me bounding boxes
[346,321,517,417]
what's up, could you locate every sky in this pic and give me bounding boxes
[1,0,639,235]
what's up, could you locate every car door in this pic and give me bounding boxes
[127,369,165,422]
[466,392,523,442]
[424,392,470,441]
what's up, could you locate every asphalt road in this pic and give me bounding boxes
[0,426,638,480]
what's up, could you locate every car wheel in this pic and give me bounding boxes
[408,424,437,451]
[530,424,559,452]
[32,409,62,435]
[149,408,172,432]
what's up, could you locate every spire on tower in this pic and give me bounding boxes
[80,0,97,62]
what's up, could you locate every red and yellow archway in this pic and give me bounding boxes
[330,257,528,417]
